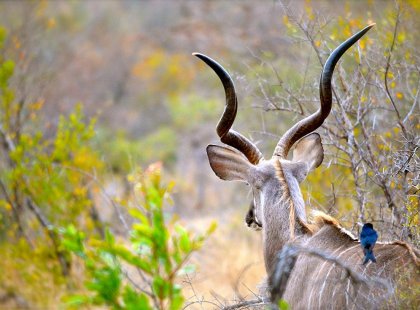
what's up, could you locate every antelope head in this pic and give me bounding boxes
[194,25,374,274]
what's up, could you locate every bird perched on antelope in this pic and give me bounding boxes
[360,223,378,265]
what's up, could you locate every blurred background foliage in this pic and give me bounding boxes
[0,0,418,308]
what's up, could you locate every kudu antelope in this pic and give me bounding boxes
[194,25,419,309]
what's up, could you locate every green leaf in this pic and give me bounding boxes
[206,221,218,235]
[179,233,191,253]
[105,228,115,245]
[129,208,149,224]
[0,60,14,86]
[63,294,90,308]
[133,223,154,238]
[170,293,184,310]
[87,266,121,304]
[123,287,151,310]
[108,245,152,273]
[278,299,290,310]
[175,225,191,253]
[60,225,86,258]
[152,276,170,299]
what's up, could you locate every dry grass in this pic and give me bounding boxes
[181,209,266,309]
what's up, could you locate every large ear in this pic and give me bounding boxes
[206,144,253,182]
[289,133,324,182]
[292,133,324,169]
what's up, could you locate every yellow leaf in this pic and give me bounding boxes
[4,202,12,211]
[74,187,87,197]
[396,92,403,99]
[30,100,44,111]
[47,18,56,29]
[127,174,135,183]
[359,39,366,50]
[12,36,21,49]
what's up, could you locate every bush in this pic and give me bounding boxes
[62,163,216,309]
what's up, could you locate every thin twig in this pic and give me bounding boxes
[222,298,267,310]
[383,3,408,138]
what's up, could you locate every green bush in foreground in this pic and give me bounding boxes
[62,163,216,309]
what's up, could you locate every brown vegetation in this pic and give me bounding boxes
[0,1,418,308]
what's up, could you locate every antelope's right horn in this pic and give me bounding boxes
[273,24,375,159]
[193,53,263,164]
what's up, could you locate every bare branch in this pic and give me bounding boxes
[221,298,267,310]
[383,3,408,138]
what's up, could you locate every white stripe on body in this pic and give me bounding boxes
[308,245,346,309]
[308,244,359,309]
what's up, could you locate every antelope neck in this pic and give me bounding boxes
[261,158,309,273]
[273,158,309,237]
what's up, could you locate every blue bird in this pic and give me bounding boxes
[360,223,378,265]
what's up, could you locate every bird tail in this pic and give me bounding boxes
[363,250,376,265]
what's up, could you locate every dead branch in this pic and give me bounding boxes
[221,298,267,310]
[383,3,408,138]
